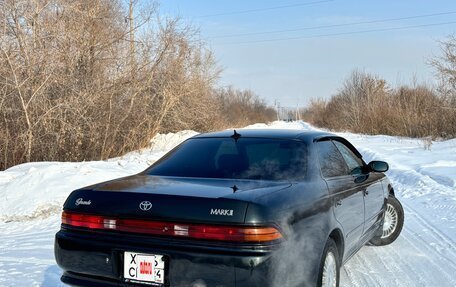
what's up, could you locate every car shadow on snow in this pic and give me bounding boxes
[41,264,67,287]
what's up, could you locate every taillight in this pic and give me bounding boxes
[61,211,283,243]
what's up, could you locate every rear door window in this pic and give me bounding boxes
[317,141,349,178]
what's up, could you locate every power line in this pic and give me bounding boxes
[208,11,456,39]
[215,21,456,45]
[195,0,334,18]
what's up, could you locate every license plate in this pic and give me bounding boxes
[124,252,165,285]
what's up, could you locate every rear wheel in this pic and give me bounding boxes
[317,238,340,287]
[370,196,404,246]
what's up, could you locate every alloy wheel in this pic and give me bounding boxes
[381,203,398,238]
[321,251,337,287]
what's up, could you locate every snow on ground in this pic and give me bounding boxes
[1,121,455,286]
[0,130,197,222]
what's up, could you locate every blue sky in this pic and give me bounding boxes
[158,0,456,107]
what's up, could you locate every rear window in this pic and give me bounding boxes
[146,138,307,180]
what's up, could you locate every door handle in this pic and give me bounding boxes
[335,200,342,207]
[363,189,369,196]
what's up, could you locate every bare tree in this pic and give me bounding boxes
[0,0,218,169]
[431,35,456,99]
[301,68,455,138]
[0,0,277,170]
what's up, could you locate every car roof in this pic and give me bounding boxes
[192,129,335,141]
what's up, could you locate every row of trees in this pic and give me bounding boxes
[0,0,275,170]
[302,37,456,139]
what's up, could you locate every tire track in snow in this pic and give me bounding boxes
[402,215,456,285]
[352,250,384,285]
[405,202,456,248]
[370,244,417,286]
[430,204,456,211]
[402,203,456,266]
[342,203,456,286]
[342,256,370,287]
[399,228,445,286]
[341,267,361,287]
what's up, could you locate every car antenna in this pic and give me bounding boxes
[231,130,241,142]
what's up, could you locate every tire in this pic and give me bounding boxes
[317,238,340,287]
[370,196,404,246]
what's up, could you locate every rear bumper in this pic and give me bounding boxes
[55,228,276,287]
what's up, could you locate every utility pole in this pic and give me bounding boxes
[295,104,300,121]
[129,0,136,78]
[274,100,278,121]
[274,100,281,121]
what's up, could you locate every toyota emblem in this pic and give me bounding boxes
[139,201,152,211]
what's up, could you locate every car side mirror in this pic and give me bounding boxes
[368,161,389,172]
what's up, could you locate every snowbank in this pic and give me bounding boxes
[149,130,198,152]
[243,120,317,130]
[0,130,198,222]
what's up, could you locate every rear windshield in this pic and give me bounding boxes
[146,138,307,180]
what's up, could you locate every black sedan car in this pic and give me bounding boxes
[55,129,404,287]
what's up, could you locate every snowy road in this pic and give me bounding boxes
[1,121,455,286]
[342,202,456,286]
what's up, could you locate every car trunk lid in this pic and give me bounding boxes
[63,175,290,224]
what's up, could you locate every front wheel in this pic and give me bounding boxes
[370,196,404,246]
[317,238,340,287]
